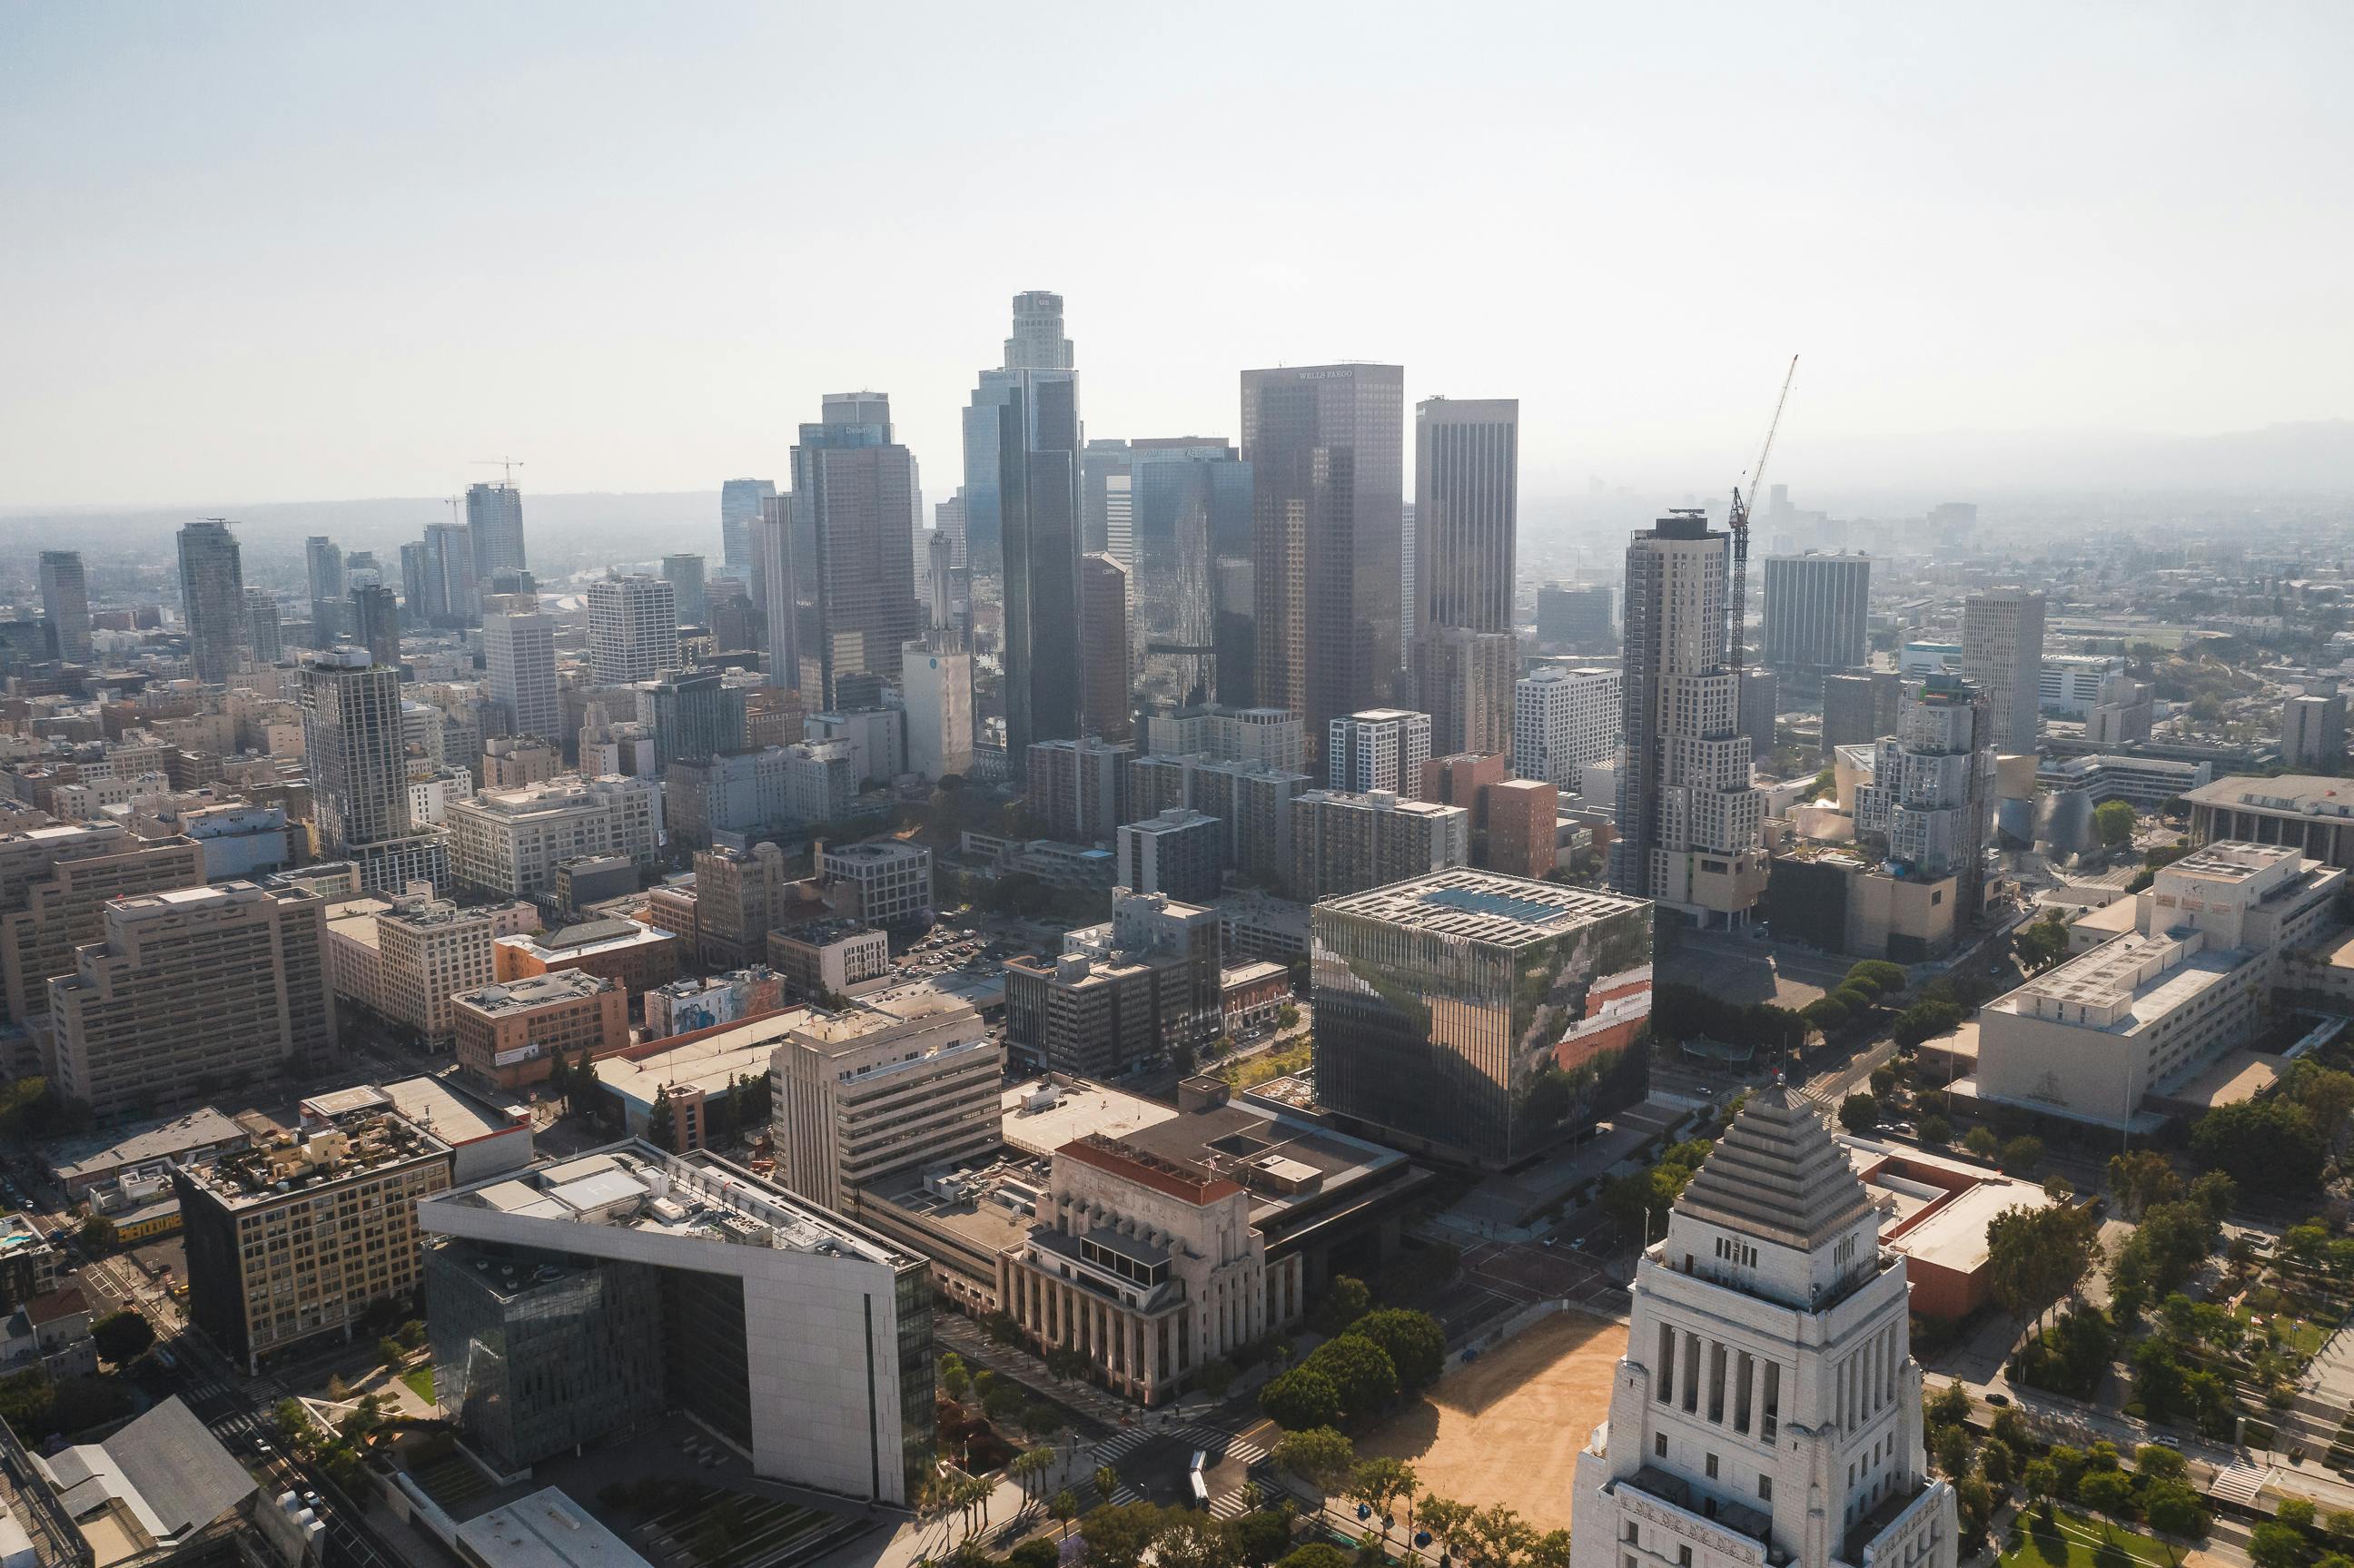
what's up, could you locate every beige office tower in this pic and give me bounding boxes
[1611,512,1767,923]
[1409,626,1517,759]
[1414,396,1518,635]
[769,998,999,1215]
[48,883,339,1118]
[1960,587,2046,754]
[900,645,974,779]
[0,823,206,1029]
[1079,552,1133,743]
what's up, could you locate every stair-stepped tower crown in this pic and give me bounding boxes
[1667,1084,1884,1311]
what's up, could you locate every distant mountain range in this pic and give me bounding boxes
[5,421,2348,567]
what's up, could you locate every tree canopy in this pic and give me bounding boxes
[2191,1099,2325,1193]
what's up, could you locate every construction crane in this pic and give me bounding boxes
[1726,355,1798,676]
[470,457,526,487]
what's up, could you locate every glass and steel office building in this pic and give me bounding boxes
[1240,363,1404,780]
[420,1141,935,1504]
[1128,439,1254,710]
[428,1247,665,1473]
[1311,870,1651,1169]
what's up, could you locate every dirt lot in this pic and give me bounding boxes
[1357,1307,1627,1532]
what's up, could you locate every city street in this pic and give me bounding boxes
[86,1254,418,1568]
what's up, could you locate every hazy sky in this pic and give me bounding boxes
[5,2,2348,508]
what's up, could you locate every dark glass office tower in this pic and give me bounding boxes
[1240,364,1404,780]
[769,393,922,711]
[962,293,1082,756]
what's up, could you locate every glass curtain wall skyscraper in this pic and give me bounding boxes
[1128,439,1254,711]
[422,522,480,627]
[719,478,776,578]
[962,292,1082,763]
[767,393,922,711]
[1239,364,1404,781]
[466,482,526,577]
[305,536,345,645]
[177,519,248,685]
[36,551,91,664]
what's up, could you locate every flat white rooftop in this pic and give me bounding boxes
[454,1488,652,1568]
[430,1140,914,1267]
[1995,928,2246,1034]
[1000,1078,1177,1159]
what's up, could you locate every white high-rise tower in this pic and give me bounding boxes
[1571,1087,1958,1568]
[1612,511,1766,923]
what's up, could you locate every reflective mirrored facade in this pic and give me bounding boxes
[1311,870,1652,1168]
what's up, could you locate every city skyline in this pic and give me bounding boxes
[5,10,2354,1564]
[5,5,2350,509]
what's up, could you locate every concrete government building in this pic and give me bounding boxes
[1571,1087,1956,1568]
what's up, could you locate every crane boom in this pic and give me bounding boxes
[1726,354,1798,676]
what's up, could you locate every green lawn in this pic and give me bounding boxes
[2003,1510,2178,1568]
[2231,1304,2330,1359]
[401,1366,434,1403]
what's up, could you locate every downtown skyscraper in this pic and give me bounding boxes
[963,292,1083,762]
[1129,439,1254,711]
[420,521,479,627]
[1961,586,2047,754]
[1239,363,1404,780]
[177,518,248,684]
[37,550,90,664]
[719,478,776,578]
[1079,552,1132,744]
[766,393,922,712]
[1409,397,1518,757]
[305,535,345,644]
[1611,511,1766,924]
[466,481,527,578]
[588,574,679,686]
[1760,551,1871,692]
[350,582,401,672]
[484,597,560,740]
[1412,398,1518,634]
[300,648,412,850]
[301,646,448,892]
